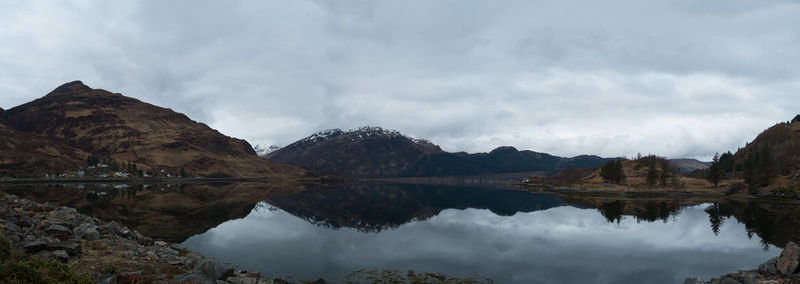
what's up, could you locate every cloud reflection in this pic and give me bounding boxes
[180,202,775,283]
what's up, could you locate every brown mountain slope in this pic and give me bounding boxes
[267,127,444,177]
[0,122,88,177]
[4,81,302,178]
[719,118,800,193]
[268,127,617,178]
[731,119,800,177]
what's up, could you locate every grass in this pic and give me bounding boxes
[0,231,93,284]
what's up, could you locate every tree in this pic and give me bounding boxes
[87,155,99,166]
[659,163,672,186]
[600,160,626,184]
[646,166,658,186]
[707,152,723,187]
[755,145,778,186]
[718,151,734,173]
[705,204,724,236]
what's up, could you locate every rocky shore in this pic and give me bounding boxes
[685,242,800,284]
[0,191,319,284]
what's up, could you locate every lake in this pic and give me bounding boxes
[3,182,799,283]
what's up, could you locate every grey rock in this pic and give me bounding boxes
[778,241,800,275]
[758,257,779,275]
[44,224,72,236]
[22,240,47,253]
[33,250,53,259]
[140,236,154,246]
[683,277,704,284]
[160,247,179,256]
[123,250,137,259]
[198,258,235,280]
[95,274,116,284]
[7,232,21,243]
[13,219,33,228]
[3,222,21,231]
[227,276,271,284]
[47,241,81,256]
[177,273,215,284]
[51,250,69,262]
[83,228,100,241]
[146,250,158,259]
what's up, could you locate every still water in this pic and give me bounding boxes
[177,183,789,283]
[2,182,797,283]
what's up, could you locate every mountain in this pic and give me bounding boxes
[267,127,617,178]
[0,122,88,177]
[3,81,303,178]
[267,127,443,177]
[668,158,710,174]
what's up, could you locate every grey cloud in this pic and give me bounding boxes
[0,0,798,159]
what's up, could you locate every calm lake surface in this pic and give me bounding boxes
[3,182,800,283]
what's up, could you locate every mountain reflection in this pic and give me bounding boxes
[2,182,800,249]
[265,183,800,249]
[265,183,567,233]
[0,182,309,242]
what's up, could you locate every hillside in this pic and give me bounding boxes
[721,116,800,193]
[3,81,304,178]
[268,127,616,178]
[537,156,731,193]
[0,122,88,177]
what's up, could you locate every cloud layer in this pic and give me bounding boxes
[1,0,798,159]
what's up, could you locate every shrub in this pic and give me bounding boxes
[0,232,92,284]
[725,182,746,195]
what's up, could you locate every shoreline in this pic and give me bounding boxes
[0,191,319,283]
[514,182,800,202]
[685,242,800,283]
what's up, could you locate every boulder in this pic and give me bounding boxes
[177,273,215,284]
[777,242,800,275]
[758,257,779,275]
[47,241,81,256]
[22,240,47,254]
[83,228,100,241]
[196,258,235,280]
[51,250,69,262]
[13,219,33,228]
[43,224,72,236]
[2,222,22,232]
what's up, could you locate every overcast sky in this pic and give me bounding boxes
[1,1,798,160]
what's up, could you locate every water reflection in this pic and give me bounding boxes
[178,183,800,283]
[4,181,800,283]
[265,183,566,232]
[0,182,309,241]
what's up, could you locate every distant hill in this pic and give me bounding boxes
[668,158,710,174]
[267,127,617,178]
[2,81,304,178]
